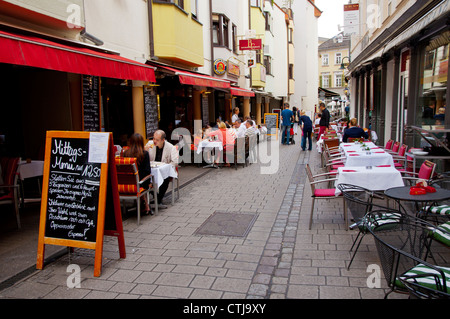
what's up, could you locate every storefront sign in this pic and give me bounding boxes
[214,59,227,75]
[344,4,359,35]
[227,61,240,77]
[239,39,262,51]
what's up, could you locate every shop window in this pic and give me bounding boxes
[417,31,449,126]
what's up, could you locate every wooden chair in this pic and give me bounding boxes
[115,157,157,225]
[0,157,21,229]
[305,164,346,230]
[233,136,249,170]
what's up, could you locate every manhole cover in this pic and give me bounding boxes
[194,211,258,237]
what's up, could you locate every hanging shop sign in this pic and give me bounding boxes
[214,59,227,75]
[227,61,240,77]
[239,39,262,51]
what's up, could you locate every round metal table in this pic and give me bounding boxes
[384,186,450,215]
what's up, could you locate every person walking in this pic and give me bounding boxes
[280,103,294,145]
[299,110,313,151]
[318,102,330,139]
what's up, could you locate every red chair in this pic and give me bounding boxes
[392,144,408,169]
[115,157,157,225]
[0,157,21,229]
[387,141,400,155]
[383,139,394,151]
[401,160,437,185]
[306,164,346,230]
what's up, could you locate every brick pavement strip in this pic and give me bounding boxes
[0,135,405,300]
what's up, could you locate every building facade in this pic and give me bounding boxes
[347,0,449,170]
[0,0,319,161]
[318,33,350,115]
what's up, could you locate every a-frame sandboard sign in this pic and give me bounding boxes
[36,131,125,277]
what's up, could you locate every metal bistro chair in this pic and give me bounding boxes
[305,164,346,230]
[337,184,404,270]
[115,157,157,225]
[368,212,450,298]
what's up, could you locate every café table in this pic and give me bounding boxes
[150,162,178,190]
[384,186,450,216]
[340,142,395,167]
[335,166,405,195]
[196,140,223,169]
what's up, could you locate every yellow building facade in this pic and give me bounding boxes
[152,0,204,67]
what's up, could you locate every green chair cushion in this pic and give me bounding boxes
[397,263,450,293]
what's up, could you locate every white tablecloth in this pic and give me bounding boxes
[151,162,178,189]
[335,166,404,195]
[340,142,395,167]
[18,161,44,180]
[196,140,223,154]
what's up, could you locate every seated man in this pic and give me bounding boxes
[234,118,246,138]
[146,130,179,208]
[342,118,369,142]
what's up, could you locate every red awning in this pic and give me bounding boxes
[156,65,230,89]
[0,30,156,82]
[230,87,255,97]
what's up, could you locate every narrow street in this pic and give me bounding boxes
[0,135,401,300]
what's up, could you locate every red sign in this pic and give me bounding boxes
[239,39,262,51]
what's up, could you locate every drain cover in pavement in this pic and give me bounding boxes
[195,211,257,237]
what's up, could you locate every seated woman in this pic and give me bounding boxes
[207,121,235,166]
[123,133,152,215]
[342,118,369,142]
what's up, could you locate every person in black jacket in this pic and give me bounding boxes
[299,110,313,151]
[318,102,330,138]
[342,118,369,142]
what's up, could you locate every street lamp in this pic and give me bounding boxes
[340,56,350,70]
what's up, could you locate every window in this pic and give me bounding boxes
[191,0,198,19]
[335,53,342,65]
[322,73,330,88]
[212,14,230,48]
[334,72,343,87]
[158,0,184,9]
[288,28,293,43]
[322,54,329,66]
[289,64,294,80]
[264,56,272,75]
[250,0,260,7]
[265,12,273,32]
[232,24,237,53]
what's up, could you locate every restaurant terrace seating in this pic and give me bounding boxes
[368,213,450,298]
[337,184,403,270]
[401,160,437,185]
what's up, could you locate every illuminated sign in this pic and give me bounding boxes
[239,39,262,51]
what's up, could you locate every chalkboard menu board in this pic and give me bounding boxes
[44,137,101,242]
[37,131,125,277]
[144,87,158,139]
[264,113,279,137]
[202,96,209,126]
[82,75,101,132]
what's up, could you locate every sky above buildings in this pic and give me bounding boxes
[315,0,348,39]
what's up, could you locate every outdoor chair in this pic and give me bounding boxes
[233,136,249,170]
[115,157,157,225]
[305,164,346,230]
[382,139,394,152]
[386,141,400,155]
[401,160,436,185]
[337,184,404,269]
[368,213,450,298]
[392,144,408,169]
[0,157,21,229]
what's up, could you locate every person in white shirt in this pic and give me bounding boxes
[245,120,257,137]
[234,119,246,138]
[231,107,240,125]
